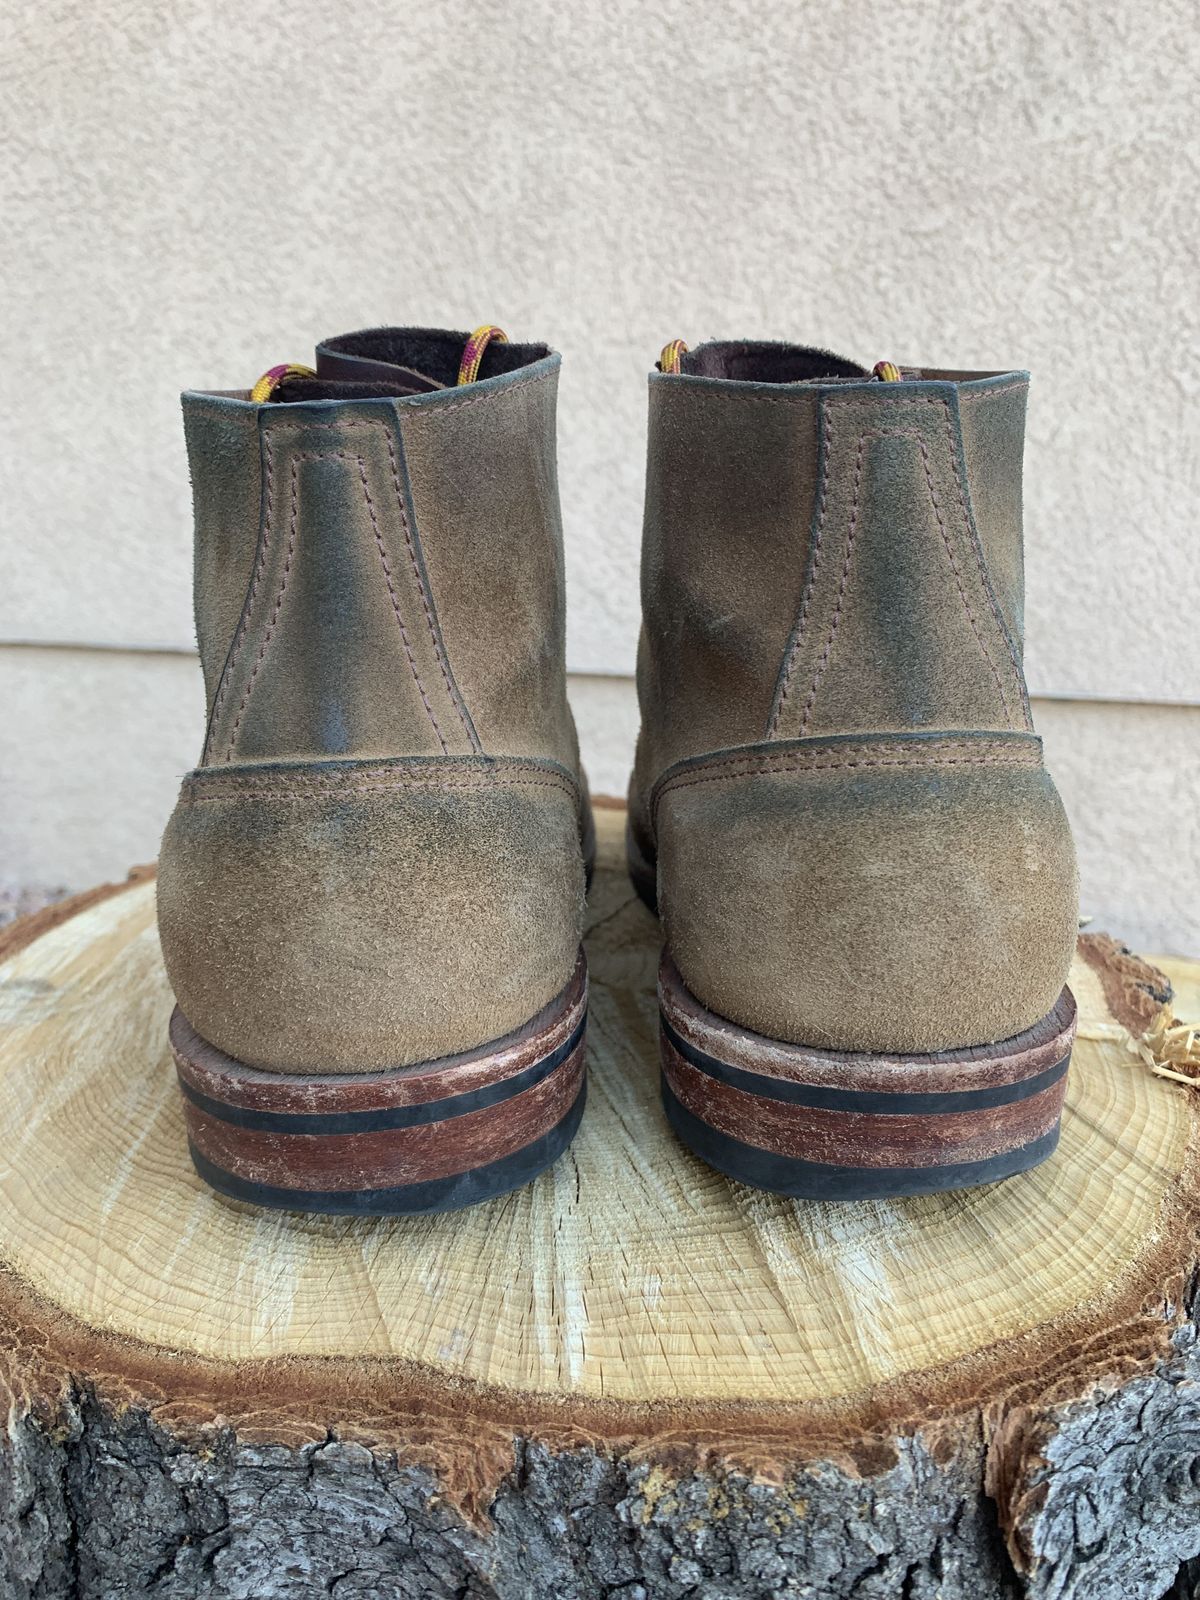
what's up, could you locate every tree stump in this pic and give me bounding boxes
[0,805,1198,1600]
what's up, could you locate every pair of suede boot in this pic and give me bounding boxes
[160,325,1078,1214]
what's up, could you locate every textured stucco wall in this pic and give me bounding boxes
[1,1,1197,946]
[3,0,1197,698]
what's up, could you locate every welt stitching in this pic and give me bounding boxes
[203,432,275,763]
[375,425,478,751]
[797,427,865,735]
[348,450,449,754]
[222,448,299,761]
[767,406,833,737]
[914,432,1015,728]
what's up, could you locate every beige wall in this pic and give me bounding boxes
[2,2,1197,952]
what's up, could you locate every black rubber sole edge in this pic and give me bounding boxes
[189,1083,587,1216]
[662,1079,1062,1199]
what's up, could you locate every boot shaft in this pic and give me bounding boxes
[184,328,576,771]
[636,343,1032,781]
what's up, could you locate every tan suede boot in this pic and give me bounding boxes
[159,326,591,1213]
[630,340,1079,1198]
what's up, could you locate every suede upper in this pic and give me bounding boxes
[630,341,1078,1053]
[159,756,583,1072]
[159,328,587,1073]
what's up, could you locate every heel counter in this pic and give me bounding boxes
[157,757,585,1071]
[654,733,1078,1053]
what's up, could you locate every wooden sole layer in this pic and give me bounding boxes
[659,955,1076,1199]
[172,953,588,1214]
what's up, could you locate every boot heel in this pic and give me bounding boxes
[172,954,587,1215]
[658,956,1076,1199]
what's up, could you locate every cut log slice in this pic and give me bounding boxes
[0,806,1197,1600]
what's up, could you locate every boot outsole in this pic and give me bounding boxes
[171,953,588,1215]
[658,955,1076,1200]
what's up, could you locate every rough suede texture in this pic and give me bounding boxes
[628,380,823,859]
[161,340,586,1073]
[766,383,1031,742]
[957,378,1029,648]
[394,359,579,771]
[631,348,1078,1053]
[654,734,1078,1053]
[158,759,583,1072]
[182,396,263,717]
[199,401,477,766]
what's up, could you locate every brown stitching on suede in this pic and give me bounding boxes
[810,399,1028,728]
[767,407,833,738]
[677,383,1025,407]
[350,451,449,754]
[768,397,1028,741]
[797,427,865,735]
[652,744,1041,827]
[659,387,824,407]
[266,420,392,432]
[957,382,1028,403]
[376,426,479,752]
[222,450,299,761]
[203,432,275,764]
[258,417,495,754]
[183,756,577,792]
[915,434,1016,729]
[184,781,577,806]
[216,440,460,759]
[660,736,1038,787]
[672,735,1034,770]
[662,752,1036,787]
[938,401,1032,728]
[185,770,575,794]
[180,771,579,806]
